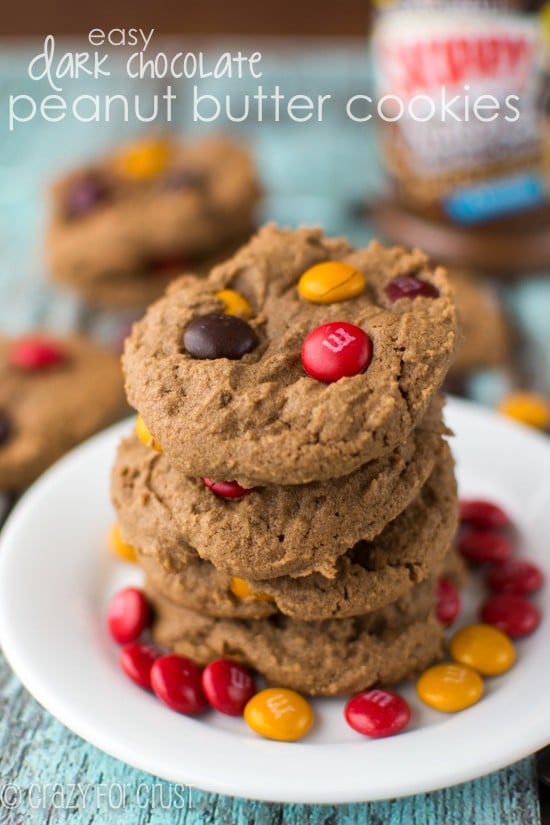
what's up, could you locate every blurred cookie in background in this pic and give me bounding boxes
[47,134,261,310]
[0,334,128,490]
[445,269,512,389]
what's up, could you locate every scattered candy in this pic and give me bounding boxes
[229,577,274,602]
[436,578,461,626]
[244,688,314,742]
[135,414,162,452]
[117,139,170,179]
[203,479,255,499]
[108,524,138,564]
[65,175,108,218]
[458,530,512,563]
[202,659,256,716]
[486,558,544,595]
[450,624,515,676]
[498,392,550,430]
[216,289,252,319]
[480,593,541,638]
[385,277,438,302]
[416,663,484,712]
[459,499,510,530]
[10,337,67,371]
[184,313,258,360]
[301,321,372,383]
[107,587,150,645]
[120,643,161,690]
[0,410,11,446]
[297,261,366,304]
[344,689,411,738]
[150,654,207,715]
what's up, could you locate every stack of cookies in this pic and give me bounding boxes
[112,224,461,696]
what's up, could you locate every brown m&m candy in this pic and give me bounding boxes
[385,277,439,302]
[183,313,258,360]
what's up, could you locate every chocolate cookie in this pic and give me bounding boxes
[123,224,458,486]
[446,269,511,379]
[0,334,127,490]
[47,135,261,309]
[125,443,457,619]
[145,579,444,696]
[139,541,464,622]
[241,446,457,619]
[112,397,447,579]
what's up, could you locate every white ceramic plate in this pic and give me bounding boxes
[0,397,549,804]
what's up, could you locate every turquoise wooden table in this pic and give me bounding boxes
[0,38,548,823]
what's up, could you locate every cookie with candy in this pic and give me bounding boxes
[47,134,261,309]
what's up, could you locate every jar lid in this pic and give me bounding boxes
[370,198,550,277]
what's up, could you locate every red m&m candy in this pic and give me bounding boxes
[459,499,510,530]
[480,593,541,638]
[345,689,411,738]
[202,479,255,498]
[436,578,461,626]
[202,659,256,716]
[120,643,161,690]
[301,321,372,383]
[486,558,544,595]
[10,337,67,371]
[107,587,150,644]
[458,530,512,563]
[150,654,207,715]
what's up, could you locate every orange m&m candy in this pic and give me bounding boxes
[416,663,484,712]
[230,578,274,603]
[136,415,162,452]
[298,261,366,304]
[117,139,170,180]
[244,688,314,741]
[450,624,516,677]
[108,524,138,564]
[216,289,252,319]
[498,392,550,430]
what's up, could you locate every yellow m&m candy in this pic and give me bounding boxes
[416,663,484,712]
[498,392,550,430]
[136,415,162,452]
[108,523,138,564]
[298,261,366,304]
[117,139,170,180]
[244,688,314,741]
[216,289,252,319]
[230,577,274,603]
[450,624,515,677]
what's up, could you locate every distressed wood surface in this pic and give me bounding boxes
[0,40,547,823]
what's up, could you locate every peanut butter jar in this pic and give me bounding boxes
[370,0,550,275]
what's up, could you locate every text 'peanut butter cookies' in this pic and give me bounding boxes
[0,335,127,490]
[145,580,444,697]
[123,224,458,486]
[112,398,447,580]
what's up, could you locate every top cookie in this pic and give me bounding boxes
[123,224,458,485]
